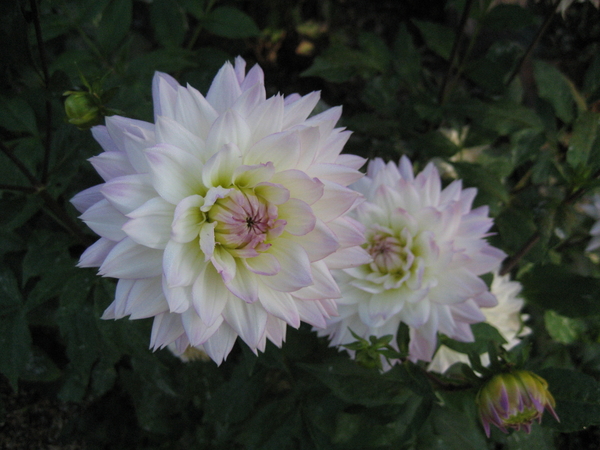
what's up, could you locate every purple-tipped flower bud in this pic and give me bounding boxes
[476,370,559,437]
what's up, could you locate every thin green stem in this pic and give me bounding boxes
[185,0,219,51]
[0,184,38,193]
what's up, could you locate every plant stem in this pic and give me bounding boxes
[438,0,474,105]
[0,184,37,193]
[30,0,53,185]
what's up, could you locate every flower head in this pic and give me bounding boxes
[72,57,370,364]
[428,271,531,373]
[317,157,506,363]
[476,370,559,437]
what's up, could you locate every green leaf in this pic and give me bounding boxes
[452,161,510,211]
[203,6,260,39]
[357,32,391,73]
[0,96,38,134]
[482,4,535,31]
[533,60,576,124]
[537,368,600,432]
[151,0,186,48]
[583,52,600,97]
[520,265,600,317]
[440,323,507,356]
[96,0,133,53]
[413,20,454,60]
[544,310,586,344]
[567,110,599,168]
[392,24,421,89]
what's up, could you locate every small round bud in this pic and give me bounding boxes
[64,91,102,129]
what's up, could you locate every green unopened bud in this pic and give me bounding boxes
[64,91,102,129]
[476,370,559,437]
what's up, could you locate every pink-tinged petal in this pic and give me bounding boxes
[145,144,205,204]
[363,289,404,327]
[398,155,415,182]
[323,245,372,269]
[439,179,463,205]
[125,277,170,319]
[89,151,135,181]
[202,322,237,365]
[80,199,128,241]
[121,128,154,174]
[171,195,204,243]
[223,297,268,350]
[294,126,321,171]
[150,312,185,349]
[261,238,313,292]
[292,260,340,300]
[199,222,216,260]
[429,268,487,305]
[163,277,192,313]
[253,182,290,205]
[201,142,243,188]
[278,198,316,236]
[206,62,243,113]
[163,240,205,287]
[71,185,103,213]
[173,85,208,137]
[105,115,154,150]
[191,263,230,326]
[155,115,207,162]
[109,278,134,319]
[402,300,431,328]
[101,301,116,320]
[408,324,437,362]
[311,181,361,222]
[91,125,118,153]
[211,247,237,283]
[240,62,264,91]
[335,152,366,170]
[264,315,287,347]
[244,130,300,170]
[327,216,366,249]
[307,163,363,186]
[285,219,339,262]
[244,94,284,145]
[181,308,223,346]
[101,174,156,215]
[244,252,280,276]
[282,91,320,129]
[318,128,353,163]
[270,169,324,205]
[99,237,163,279]
[122,197,175,249]
[232,82,266,119]
[295,299,328,328]
[233,162,275,188]
[223,260,259,303]
[186,84,219,137]
[258,282,300,327]
[233,56,247,84]
[78,238,118,268]
[152,72,180,120]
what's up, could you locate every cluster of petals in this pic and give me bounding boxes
[580,193,600,252]
[317,157,506,363]
[428,271,531,373]
[72,57,370,364]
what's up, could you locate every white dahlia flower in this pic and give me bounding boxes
[580,193,600,252]
[72,57,370,364]
[317,157,506,363]
[428,271,531,373]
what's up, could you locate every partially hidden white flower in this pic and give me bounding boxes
[428,271,531,373]
[167,342,210,362]
[555,0,599,17]
[580,193,600,252]
[72,57,370,365]
[317,156,506,363]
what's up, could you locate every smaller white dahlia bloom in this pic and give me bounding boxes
[317,156,506,363]
[428,271,531,373]
[580,194,600,252]
[72,57,370,364]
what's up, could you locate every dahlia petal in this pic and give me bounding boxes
[282,91,320,129]
[89,151,135,181]
[295,299,328,328]
[311,181,361,222]
[294,126,321,171]
[327,216,366,248]
[186,84,219,138]
[264,315,287,347]
[123,197,175,249]
[78,238,118,268]
[244,94,284,145]
[262,238,313,292]
[206,62,243,113]
[171,195,205,243]
[91,125,118,153]
[292,260,341,300]
[224,261,259,303]
[152,72,180,120]
[145,144,205,204]
[323,245,372,269]
[202,321,237,365]
[429,268,488,305]
[244,252,280,276]
[245,130,300,170]
[271,169,324,205]
[150,312,185,350]
[71,185,104,213]
[278,198,316,236]
[101,174,156,215]
[199,222,217,260]
[126,277,170,319]
[365,289,404,327]
[232,82,266,119]
[191,263,230,326]
[163,240,205,287]
[320,129,353,163]
[239,63,264,91]
[402,299,431,328]
[163,278,193,313]
[181,308,223,346]
[258,283,300,328]
[201,142,243,188]
[233,162,275,188]
[156,115,207,162]
[80,199,127,241]
[211,247,237,283]
[173,85,209,138]
[308,163,363,185]
[336,152,366,171]
[223,297,268,350]
[233,56,246,84]
[99,238,163,279]
[253,182,290,205]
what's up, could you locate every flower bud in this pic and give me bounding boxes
[63,91,102,129]
[476,370,559,437]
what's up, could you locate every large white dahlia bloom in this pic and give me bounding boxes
[72,57,370,364]
[428,271,531,373]
[317,157,506,363]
